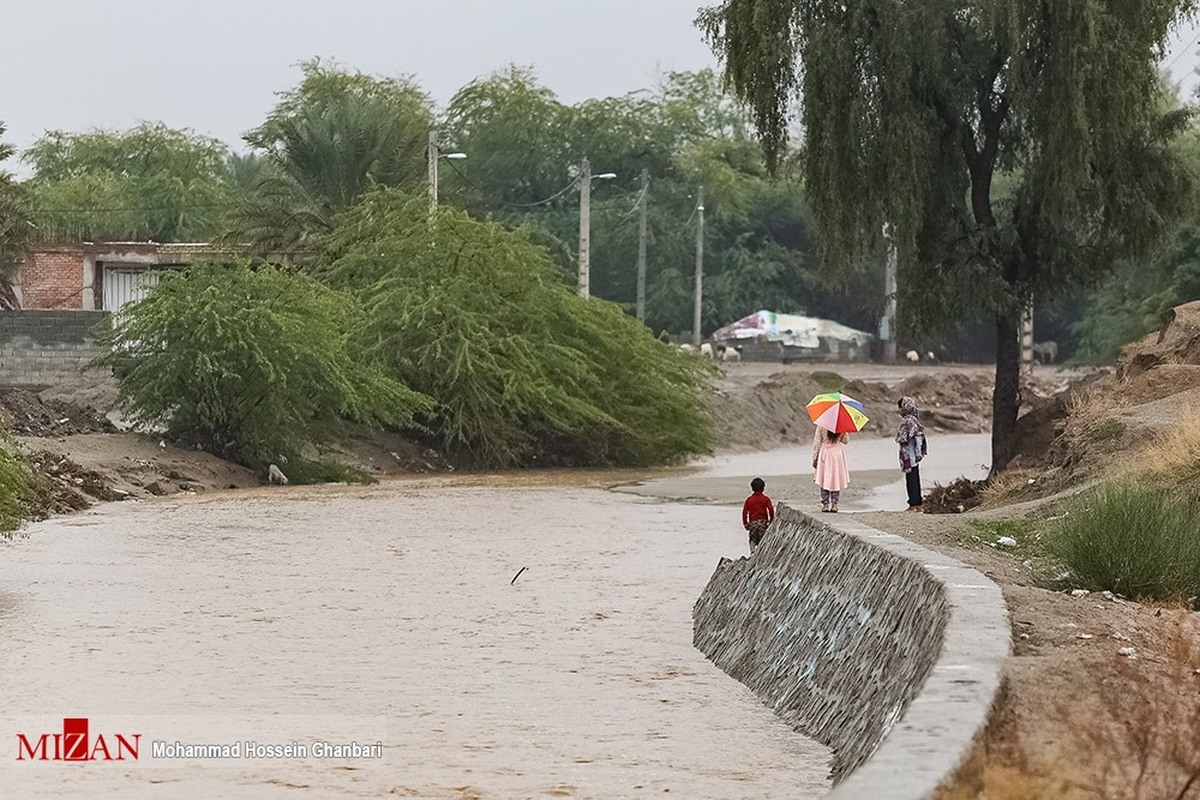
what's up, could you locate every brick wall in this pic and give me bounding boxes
[0,311,109,387]
[18,246,86,310]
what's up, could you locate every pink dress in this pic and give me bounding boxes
[812,427,850,491]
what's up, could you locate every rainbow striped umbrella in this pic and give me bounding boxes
[806,392,869,434]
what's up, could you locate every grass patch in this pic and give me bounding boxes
[965,518,1051,559]
[1089,417,1126,443]
[0,430,39,535]
[808,371,847,391]
[1045,482,1200,606]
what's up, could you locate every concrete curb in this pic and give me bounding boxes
[692,505,1010,798]
[821,513,1010,799]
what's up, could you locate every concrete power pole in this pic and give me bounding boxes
[427,128,439,221]
[693,186,704,347]
[1021,301,1034,371]
[636,168,648,322]
[578,158,591,299]
[882,226,898,362]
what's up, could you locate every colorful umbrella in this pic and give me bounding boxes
[806,392,869,434]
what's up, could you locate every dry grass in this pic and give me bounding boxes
[1125,406,1200,486]
[936,617,1200,800]
[979,468,1044,507]
[1084,622,1200,799]
[1064,385,1117,431]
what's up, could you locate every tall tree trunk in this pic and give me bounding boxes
[991,311,1021,475]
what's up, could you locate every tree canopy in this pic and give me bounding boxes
[98,262,430,477]
[324,189,714,468]
[24,123,233,242]
[700,0,1200,470]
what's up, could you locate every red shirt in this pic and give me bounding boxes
[742,492,775,529]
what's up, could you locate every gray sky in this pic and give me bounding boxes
[1,0,718,165]
[2,1,1199,172]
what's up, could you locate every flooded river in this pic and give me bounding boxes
[0,434,990,798]
[0,480,830,798]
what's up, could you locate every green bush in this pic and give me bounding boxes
[324,190,713,468]
[0,428,36,533]
[1046,482,1200,605]
[95,262,431,478]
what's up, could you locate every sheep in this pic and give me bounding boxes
[267,464,289,485]
[721,344,742,362]
[700,342,715,358]
[679,343,695,353]
[1032,341,1058,364]
[905,350,920,362]
[925,351,937,363]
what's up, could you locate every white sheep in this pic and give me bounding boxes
[721,345,742,361]
[905,350,920,362]
[700,342,715,358]
[679,343,695,353]
[268,464,289,485]
[925,351,937,362]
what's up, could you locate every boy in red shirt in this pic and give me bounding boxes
[742,477,775,554]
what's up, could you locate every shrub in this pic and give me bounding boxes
[95,262,431,478]
[1046,482,1200,605]
[0,428,37,533]
[324,190,713,468]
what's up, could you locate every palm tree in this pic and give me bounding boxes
[225,61,433,261]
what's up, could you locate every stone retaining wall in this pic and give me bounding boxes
[0,311,109,387]
[693,505,1008,798]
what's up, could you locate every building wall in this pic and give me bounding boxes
[18,245,86,310]
[0,311,108,387]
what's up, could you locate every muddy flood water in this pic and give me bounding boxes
[0,433,991,799]
[0,478,832,799]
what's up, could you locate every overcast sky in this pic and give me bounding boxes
[3,1,1200,173]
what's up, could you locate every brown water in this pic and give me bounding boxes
[0,478,831,799]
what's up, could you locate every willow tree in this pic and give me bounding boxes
[699,1,1198,471]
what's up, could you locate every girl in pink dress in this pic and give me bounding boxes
[811,426,851,512]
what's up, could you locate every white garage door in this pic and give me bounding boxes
[102,268,162,311]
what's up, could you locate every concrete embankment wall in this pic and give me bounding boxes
[693,505,1008,799]
[0,311,108,387]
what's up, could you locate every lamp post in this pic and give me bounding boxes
[577,158,617,298]
[427,128,466,220]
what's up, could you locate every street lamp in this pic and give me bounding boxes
[578,158,617,298]
[427,128,467,219]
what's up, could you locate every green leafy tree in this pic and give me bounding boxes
[0,121,31,309]
[25,123,233,241]
[442,68,825,337]
[324,189,713,468]
[228,59,434,257]
[97,262,430,478]
[700,0,1198,470]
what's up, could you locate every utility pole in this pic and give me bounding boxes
[693,185,704,347]
[636,168,648,322]
[1021,301,1034,371]
[427,128,439,222]
[578,158,591,298]
[882,224,898,362]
